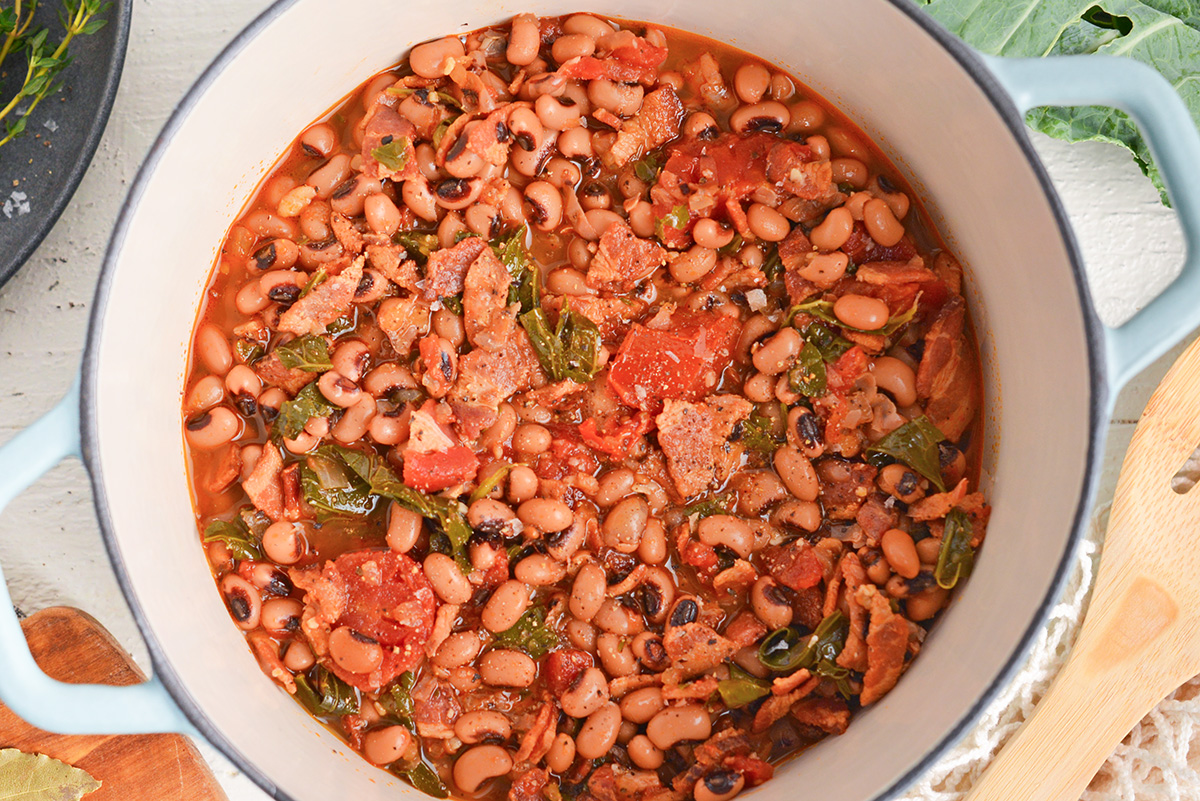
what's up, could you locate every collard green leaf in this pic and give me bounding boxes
[758,613,853,696]
[392,762,450,799]
[394,231,440,265]
[202,519,262,561]
[275,382,336,440]
[919,0,1200,205]
[294,665,359,716]
[519,306,602,383]
[300,455,377,517]
[234,337,265,365]
[735,414,784,455]
[494,606,559,658]
[866,416,948,491]
[787,341,827,397]
[371,136,411,173]
[717,666,771,708]
[0,748,101,800]
[300,267,328,299]
[379,671,417,730]
[683,494,734,519]
[275,335,332,372]
[632,150,665,183]
[492,225,540,313]
[655,203,690,240]
[470,464,512,503]
[791,293,920,337]
[801,321,853,363]
[935,507,975,589]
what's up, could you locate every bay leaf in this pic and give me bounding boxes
[0,749,101,800]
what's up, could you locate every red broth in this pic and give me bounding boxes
[183,14,988,801]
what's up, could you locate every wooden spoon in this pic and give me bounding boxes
[965,335,1200,801]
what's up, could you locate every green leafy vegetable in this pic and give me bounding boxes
[470,463,511,503]
[0,748,101,800]
[761,245,783,282]
[432,115,457,149]
[800,321,853,363]
[234,337,265,365]
[683,494,734,519]
[392,762,450,799]
[379,671,417,730]
[718,232,745,257]
[440,294,464,315]
[300,453,377,517]
[791,293,920,336]
[371,135,411,173]
[935,508,975,589]
[492,225,540,313]
[275,382,337,440]
[494,606,559,659]
[866,416,948,492]
[294,665,359,716]
[758,613,854,697]
[632,150,665,183]
[327,314,357,338]
[395,230,440,265]
[202,518,262,561]
[655,203,690,240]
[321,444,472,571]
[787,341,827,397]
[717,665,771,708]
[917,0,1200,205]
[519,305,602,383]
[275,335,332,372]
[736,414,784,454]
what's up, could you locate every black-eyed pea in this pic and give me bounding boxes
[637,566,675,623]
[907,585,949,621]
[507,465,539,504]
[362,725,413,767]
[411,35,465,78]
[386,503,423,553]
[628,735,664,770]
[878,463,925,504]
[262,521,307,565]
[746,202,790,242]
[863,197,905,247]
[453,744,512,794]
[751,577,794,629]
[603,495,648,553]
[638,519,668,565]
[732,645,771,679]
[517,498,573,532]
[566,618,597,651]
[695,770,746,801]
[433,631,484,669]
[186,407,241,450]
[881,528,921,580]
[424,552,474,604]
[592,598,644,636]
[734,62,770,104]
[283,640,315,672]
[646,704,711,749]
[260,597,303,635]
[916,536,942,565]
[619,686,665,724]
[481,580,531,632]
[575,702,621,760]
[810,207,854,252]
[730,101,790,135]
[468,498,518,535]
[772,499,822,533]
[480,649,537,688]
[545,733,576,773]
[560,667,609,718]
[872,356,919,408]
[597,632,638,677]
[569,562,607,621]
[630,631,669,671]
[514,553,567,586]
[752,327,802,375]
[774,446,820,501]
[697,515,754,559]
[328,626,383,675]
[833,294,889,330]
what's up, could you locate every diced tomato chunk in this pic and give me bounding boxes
[775,546,824,591]
[402,445,478,492]
[578,411,654,457]
[826,345,870,395]
[607,312,740,412]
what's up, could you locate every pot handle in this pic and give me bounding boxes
[983,55,1200,389]
[0,379,190,735]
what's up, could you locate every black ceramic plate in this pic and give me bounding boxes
[0,0,131,287]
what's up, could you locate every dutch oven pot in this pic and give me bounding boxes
[2,2,1200,800]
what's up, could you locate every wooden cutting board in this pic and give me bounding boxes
[0,607,227,800]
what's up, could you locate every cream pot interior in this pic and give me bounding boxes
[87,1,1096,799]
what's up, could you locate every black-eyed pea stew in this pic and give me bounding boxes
[185,13,990,801]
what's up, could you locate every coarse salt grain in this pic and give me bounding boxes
[746,289,768,312]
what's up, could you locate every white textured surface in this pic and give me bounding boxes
[0,2,1193,799]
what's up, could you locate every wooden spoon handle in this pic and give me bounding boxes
[966,335,1200,801]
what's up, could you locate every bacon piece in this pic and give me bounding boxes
[203,443,243,494]
[816,457,877,521]
[330,213,364,254]
[857,583,910,705]
[514,702,557,765]
[545,648,594,696]
[856,492,899,543]
[508,768,549,801]
[656,394,752,498]
[766,141,833,200]
[908,477,969,522]
[663,622,736,679]
[916,295,979,441]
[361,105,419,182]
[682,52,734,111]
[288,561,347,660]
[247,631,296,694]
[449,329,545,439]
[833,552,869,673]
[608,86,685,167]
[662,674,719,701]
[463,247,517,351]
[790,696,851,735]
[545,294,647,343]
[278,256,363,336]
[418,334,456,398]
[672,729,752,796]
[461,106,515,166]
[367,244,420,290]
[422,236,489,301]
[855,256,936,286]
[378,296,432,357]
[586,220,667,292]
[753,673,818,732]
[713,560,758,595]
[723,609,768,649]
[254,351,316,394]
[242,443,285,520]
[410,674,462,739]
[281,463,303,521]
[425,602,460,658]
